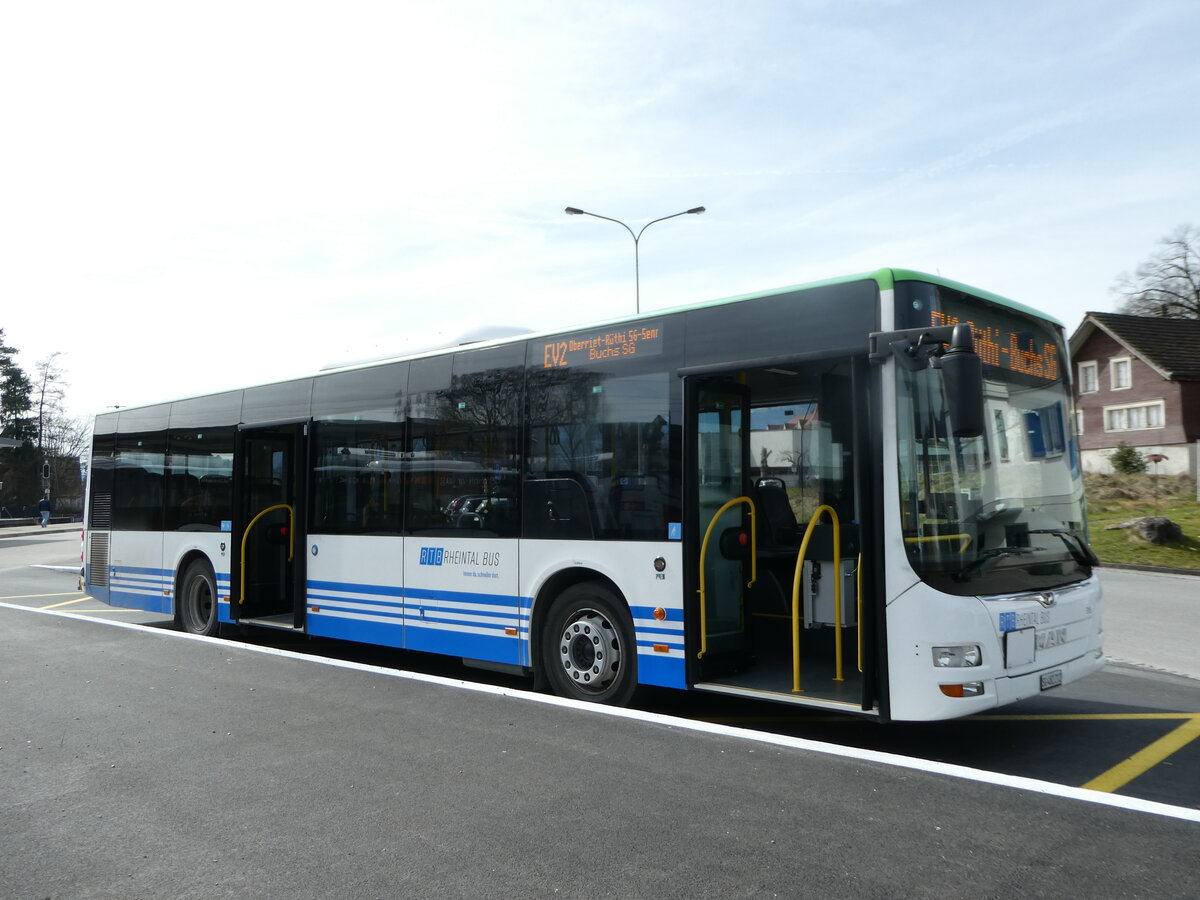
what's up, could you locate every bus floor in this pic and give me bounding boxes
[700,623,865,708]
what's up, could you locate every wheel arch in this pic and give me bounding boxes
[528,565,628,683]
[172,549,217,624]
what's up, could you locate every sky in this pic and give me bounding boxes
[3,0,1199,421]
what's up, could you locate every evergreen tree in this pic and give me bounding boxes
[1109,441,1147,475]
[1,328,34,440]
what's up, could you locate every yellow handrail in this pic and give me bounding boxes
[697,496,757,660]
[856,552,864,674]
[905,533,972,553]
[238,503,295,607]
[790,505,842,692]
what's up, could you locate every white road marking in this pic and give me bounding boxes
[3,600,1198,825]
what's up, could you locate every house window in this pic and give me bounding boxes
[1024,403,1066,458]
[1110,357,1131,390]
[993,409,1010,461]
[1104,400,1165,432]
[1074,409,1084,435]
[1078,361,1098,393]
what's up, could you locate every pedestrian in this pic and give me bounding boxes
[38,494,51,528]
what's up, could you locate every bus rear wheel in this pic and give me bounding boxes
[542,583,637,706]
[178,559,219,637]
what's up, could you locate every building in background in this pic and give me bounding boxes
[1069,312,1200,477]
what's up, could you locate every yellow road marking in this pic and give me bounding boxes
[977,713,1193,721]
[704,711,1200,794]
[41,597,90,609]
[1083,715,1200,793]
[0,591,86,601]
[705,712,1196,725]
[76,607,157,612]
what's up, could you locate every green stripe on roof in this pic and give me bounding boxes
[882,268,1063,328]
[650,267,1060,329]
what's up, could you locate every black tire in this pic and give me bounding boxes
[178,559,219,636]
[541,582,638,706]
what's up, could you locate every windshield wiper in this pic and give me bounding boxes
[1027,528,1101,567]
[953,546,1035,583]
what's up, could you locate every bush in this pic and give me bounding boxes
[1109,441,1147,475]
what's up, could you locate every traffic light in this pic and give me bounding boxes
[42,462,51,479]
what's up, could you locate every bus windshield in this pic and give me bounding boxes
[895,283,1093,597]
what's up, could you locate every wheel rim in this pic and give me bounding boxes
[183,573,213,631]
[557,608,622,694]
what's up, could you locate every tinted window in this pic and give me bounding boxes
[112,430,166,531]
[169,392,243,430]
[406,347,524,536]
[525,344,676,541]
[683,281,878,367]
[164,427,234,531]
[88,432,116,528]
[241,379,312,426]
[310,364,409,535]
[312,363,407,422]
[111,406,170,531]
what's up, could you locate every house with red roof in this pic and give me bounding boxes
[1069,312,1200,477]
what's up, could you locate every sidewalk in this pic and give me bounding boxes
[0,521,81,538]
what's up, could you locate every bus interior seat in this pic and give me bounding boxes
[524,474,597,540]
[754,477,799,553]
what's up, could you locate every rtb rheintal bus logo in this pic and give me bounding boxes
[419,547,445,566]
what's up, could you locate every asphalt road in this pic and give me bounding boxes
[3,605,1197,899]
[2,527,1198,897]
[1100,566,1198,679]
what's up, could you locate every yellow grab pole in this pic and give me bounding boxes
[697,496,757,660]
[857,552,864,674]
[791,505,842,692]
[238,504,295,607]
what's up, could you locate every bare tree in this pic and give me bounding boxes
[1113,225,1200,318]
[35,352,67,452]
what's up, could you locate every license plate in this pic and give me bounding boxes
[1040,669,1063,691]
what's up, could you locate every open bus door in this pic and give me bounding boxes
[686,361,877,713]
[689,377,753,678]
[232,422,307,628]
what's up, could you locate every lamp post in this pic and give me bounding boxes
[565,205,705,314]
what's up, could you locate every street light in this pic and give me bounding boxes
[565,205,705,313]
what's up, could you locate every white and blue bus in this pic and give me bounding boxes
[83,269,1104,721]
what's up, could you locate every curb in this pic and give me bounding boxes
[0,523,81,539]
[1101,562,1200,577]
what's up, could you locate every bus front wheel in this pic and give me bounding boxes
[542,583,637,706]
[178,559,219,637]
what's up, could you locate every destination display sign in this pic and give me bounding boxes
[542,321,664,368]
[929,308,1060,383]
[896,281,1066,385]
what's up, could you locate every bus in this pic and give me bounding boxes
[83,268,1104,721]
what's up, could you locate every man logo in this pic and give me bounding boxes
[419,547,444,566]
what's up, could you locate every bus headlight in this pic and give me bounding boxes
[932,645,982,667]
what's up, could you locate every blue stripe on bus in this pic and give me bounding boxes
[307,608,406,649]
[111,565,172,577]
[305,578,524,667]
[635,652,686,689]
[404,586,519,608]
[105,587,173,615]
[307,579,405,598]
[103,568,682,688]
[306,592,406,611]
[404,622,519,665]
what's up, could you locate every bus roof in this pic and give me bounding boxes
[97,267,1060,417]
[322,267,1060,372]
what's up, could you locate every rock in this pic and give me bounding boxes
[1104,516,1184,544]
